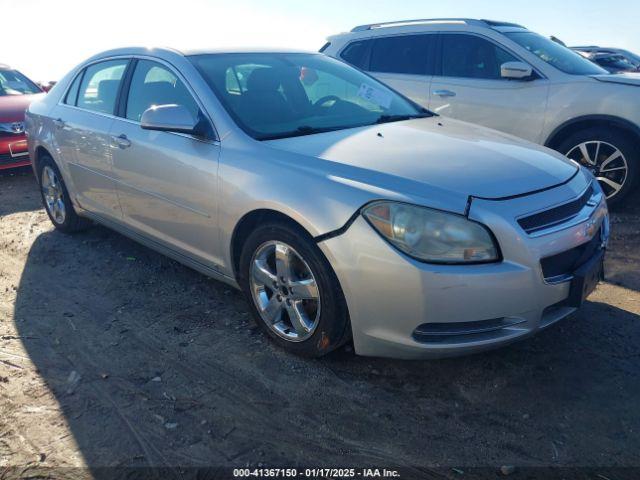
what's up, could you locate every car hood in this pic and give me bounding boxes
[0,93,44,122]
[590,73,640,86]
[265,117,578,204]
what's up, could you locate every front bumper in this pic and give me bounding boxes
[0,134,30,170]
[318,173,609,359]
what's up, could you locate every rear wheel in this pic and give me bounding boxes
[239,222,350,357]
[38,155,91,233]
[559,128,639,207]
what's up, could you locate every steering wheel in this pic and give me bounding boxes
[313,95,341,109]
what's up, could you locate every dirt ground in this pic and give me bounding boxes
[0,168,639,478]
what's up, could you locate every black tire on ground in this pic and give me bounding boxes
[37,155,91,233]
[557,127,639,208]
[238,221,351,357]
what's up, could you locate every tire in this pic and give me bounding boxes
[558,127,639,208]
[238,221,351,357]
[37,155,91,233]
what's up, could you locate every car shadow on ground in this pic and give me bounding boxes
[0,167,41,216]
[11,225,640,473]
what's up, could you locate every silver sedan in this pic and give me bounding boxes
[25,47,609,359]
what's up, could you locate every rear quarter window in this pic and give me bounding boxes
[64,72,83,106]
[340,40,371,69]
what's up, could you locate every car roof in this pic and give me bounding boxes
[180,47,313,56]
[85,46,314,62]
[349,18,526,32]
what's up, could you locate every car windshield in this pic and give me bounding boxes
[505,32,608,75]
[189,52,430,140]
[596,54,638,72]
[619,50,640,66]
[0,69,41,96]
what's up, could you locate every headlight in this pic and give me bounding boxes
[362,201,499,264]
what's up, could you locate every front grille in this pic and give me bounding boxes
[540,228,602,280]
[517,184,594,234]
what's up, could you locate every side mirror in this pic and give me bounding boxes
[500,61,534,80]
[141,104,198,135]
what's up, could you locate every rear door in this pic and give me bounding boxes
[429,33,549,143]
[109,58,222,267]
[52,59,129,218]
[339,34,436,108]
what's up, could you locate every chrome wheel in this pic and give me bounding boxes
[41,166,66,224]
[566,140,628,199]
[249,241,321,342]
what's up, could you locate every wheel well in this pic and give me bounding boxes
[33,146,52,179]
[230,209,313,277]
[546,117,640,150]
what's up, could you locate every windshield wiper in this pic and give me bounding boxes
[259,111,433,141]
[259,125,346,141]
[374,112,432,125]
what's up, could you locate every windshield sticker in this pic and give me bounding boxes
[357,83,393,109]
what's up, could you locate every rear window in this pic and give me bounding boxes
[369,34,435,75]
[77,60,128,114]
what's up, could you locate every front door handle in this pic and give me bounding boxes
[112,134,131,149]
[433,89,457,97]
[53,118,66,129]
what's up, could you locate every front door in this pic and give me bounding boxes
[109,59,222,267]
[429,33,549,143]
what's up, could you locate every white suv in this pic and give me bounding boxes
[323,18,640,206]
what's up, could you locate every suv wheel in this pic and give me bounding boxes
[559,128,639,207]
[239,222,351,357]
[38,155,91,233]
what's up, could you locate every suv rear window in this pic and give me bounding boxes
[370,35,435,75]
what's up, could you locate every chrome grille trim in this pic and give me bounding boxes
[516,182,598,236]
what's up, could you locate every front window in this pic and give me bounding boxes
[441,34,519,79]
[504,31,608,75]
[189,53,429,140]
[0,70,41,96]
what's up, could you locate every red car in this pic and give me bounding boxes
[1,64,44,170]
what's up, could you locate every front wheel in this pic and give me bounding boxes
[239,222,351,357]
[559,128,639,207]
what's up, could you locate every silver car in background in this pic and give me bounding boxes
[25,47,609,359]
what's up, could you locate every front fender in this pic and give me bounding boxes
[216,140,425,274]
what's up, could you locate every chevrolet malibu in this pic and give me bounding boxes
[25,48,609,359]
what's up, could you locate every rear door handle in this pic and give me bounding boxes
[53,118,66,129]
[112,134,131,149]
[433,89,456,97]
